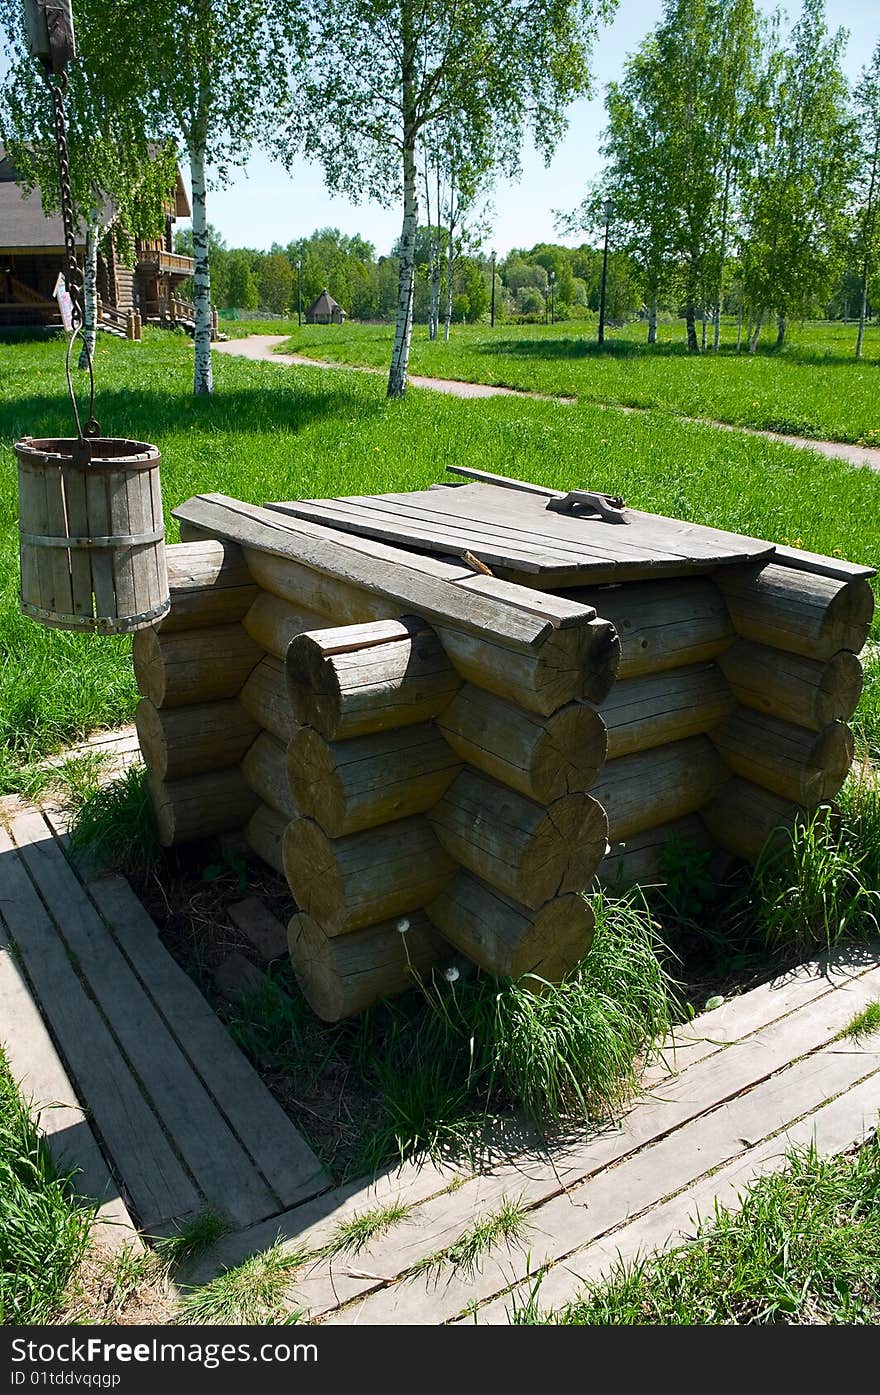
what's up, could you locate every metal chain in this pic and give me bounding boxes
[48,70,82,330]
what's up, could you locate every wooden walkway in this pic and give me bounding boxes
[0,804,327,1241]
[1,783,879,1318]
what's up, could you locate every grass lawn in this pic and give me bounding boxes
[2,330,879,782]
[277,317,880,445]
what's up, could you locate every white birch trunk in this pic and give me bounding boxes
[647,299,657,344]
[444,230,453,341]
[856,275,868,360]
[189,136,213,396]
[77,215,100,370]
[388,135,417,397]
[748,310,763,355]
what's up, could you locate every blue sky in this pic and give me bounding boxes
[200,0,879,257]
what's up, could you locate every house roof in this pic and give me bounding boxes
[307,288,344,316]
[0,146,190,253]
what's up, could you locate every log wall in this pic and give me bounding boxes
[135,533,872,1020]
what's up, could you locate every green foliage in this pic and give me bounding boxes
[751,807,880,957]
[67,766,159,878]
[844,1001,880,1041]
[412,1195,531,1281]
[321,1202,413,1259]
[524,1136,880,1324]
[175,1240,307,1324]
[153,1212,230,1270]
[0,1048,91,1325]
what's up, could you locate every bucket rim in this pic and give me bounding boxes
[14,436,160,467]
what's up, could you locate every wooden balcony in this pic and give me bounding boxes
[136,247,195,278]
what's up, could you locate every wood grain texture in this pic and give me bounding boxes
[133,623,262,708]
[135,696,258,782]
[241,730,298,820]
[702,776,807,862]
[240,656,298,745]
[288,910,446,1022]
[438,687,607,802]
[590,736,726,841]
[158,540,257,633]
[243,591,325,658]
[150,766,258,846]
[244,803,288,875]
[718,562,874,660]
[712,709,854,805]
[439,616,619,715]
[430,769,608,908]
[600,664,734,758]
[569,578,734,678]
[283,815,455,935]
[718,640,863,730]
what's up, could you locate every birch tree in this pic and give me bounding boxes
[740,0,854,352]
[0,0,174,366]
[107,0,300,394]
[291,0,614,397]
[852,44,880,360]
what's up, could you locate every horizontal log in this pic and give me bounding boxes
[438,686,607,802]
[241,731,298,820]
[287,619,459,740]
[158,540,258,632]
[438,616,619,716]
[711,709,854,805]
[288,911,446,1022]
[702,776,807,863]
[239,656,297,745]
[244,547,397,626]
[598,815,712,886]
[717,562,874,660]
[133,623,263,709]
[243,591,325,659]
[590,735,726,841]
[283,815,455,935]
[288,724,461,837]
[244,803,288,875]
[600,664,734,759]
[135,696,258,782]
[149,767,257,847]
[173,493,556,650]
[426,872,595,982]
[430,769,608,909]
[718,639,863,731]
[569,578,733,678]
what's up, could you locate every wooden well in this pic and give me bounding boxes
[130,485,875,1021]
[15,436,170,633]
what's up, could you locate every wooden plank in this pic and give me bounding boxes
[85,471,116,619]
[473,1066,880,1323]
[319,970,880,1324]
[10,812,278,1229]
[0,824,198,1230]
[282,497,580,573]
[63,465,94,619]
[772,543,876,582]
[0,918,140,1249]
[373,486,775,571]
[306,964,880,1321]
[173,494,554,651]
[42,462,74,619]
[87,874,328,1208]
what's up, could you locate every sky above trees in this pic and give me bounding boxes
[195,0,877,256]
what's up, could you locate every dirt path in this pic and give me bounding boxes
[215,335,880,472]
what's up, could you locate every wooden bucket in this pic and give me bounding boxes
[15,436,170,634]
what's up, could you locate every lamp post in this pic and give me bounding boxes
[598,198,612,347]
[490,249,496,328]
[549,270,556,326]
[296,259,302,327]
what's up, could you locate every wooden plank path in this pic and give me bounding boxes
[0,805,327,1236]
[184,940,880,1324]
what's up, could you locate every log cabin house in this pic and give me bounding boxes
[305,288,346,324]
[0,147,195,331]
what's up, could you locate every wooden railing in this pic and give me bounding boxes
[136,248,195,277]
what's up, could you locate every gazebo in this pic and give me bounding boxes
[305,288,346,324]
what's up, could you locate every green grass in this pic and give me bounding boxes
[0,1046,92,1324]
[516,1135,880,1324]
[845,1001,880,1041]
[175,1239,307,1324]
[321,1200,413,1258]
[2,330,879,782]
[153,1212,230,1270]
[412,1194,531,1282]
[277,316,880,445]
[67,764,159,878]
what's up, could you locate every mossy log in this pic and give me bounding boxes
[244,803,288,876]
[149,767,257,847]
[241,731,298,820]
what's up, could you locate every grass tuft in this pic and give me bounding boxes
[0,1048,92,1324]
[153,1212,229,1271]
[412,1194,531,1282]
[67,765,158,878]
[321,1201,413,1258]
[845,1001,880,1041]
[175,1239,308,1325]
